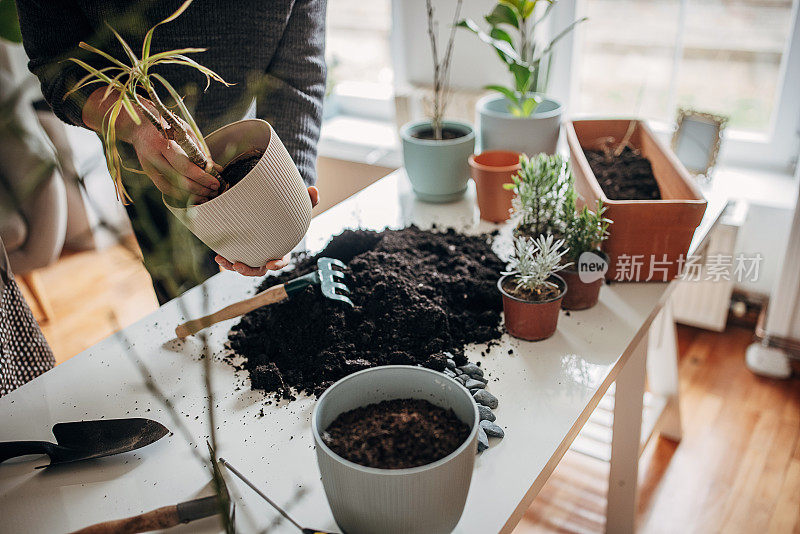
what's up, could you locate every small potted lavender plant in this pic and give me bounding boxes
[498,234,569,341]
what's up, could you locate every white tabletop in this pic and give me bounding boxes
[0,171,725,533]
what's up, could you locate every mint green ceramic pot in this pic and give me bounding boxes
[400,119,475,203]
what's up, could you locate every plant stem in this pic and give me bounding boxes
[144,83,219,178]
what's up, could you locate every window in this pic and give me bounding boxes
[564,0,799,169]
[325,0,394,119]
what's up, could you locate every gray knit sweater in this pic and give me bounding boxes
[15,0,327,185]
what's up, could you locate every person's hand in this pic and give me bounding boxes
[127,117,221,204]
[83,88,220,204]
[215,186,320,276]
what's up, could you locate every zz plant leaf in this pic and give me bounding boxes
[458,0,586,117]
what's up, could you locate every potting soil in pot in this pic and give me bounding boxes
[321,398,470,469]
[227,226,505,400]
[584,146,662,200]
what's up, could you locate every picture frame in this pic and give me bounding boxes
[672,108,728,180]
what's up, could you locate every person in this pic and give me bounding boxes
[15,0,327,303]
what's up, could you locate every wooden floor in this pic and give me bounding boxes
[17,247,800,533]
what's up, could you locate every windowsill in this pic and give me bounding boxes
[705,165,798,211]
[318,114,401,168]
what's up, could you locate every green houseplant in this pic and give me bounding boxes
[505,152,575,239]
[459,0,585,155]
[560,202,611,310]
[498,233,569,340]
[69,0,312,268]
[401,0,476,203]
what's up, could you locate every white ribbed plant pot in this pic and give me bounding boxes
[312,366,479,534]
[165,119,312,267]
[476,93,563,156]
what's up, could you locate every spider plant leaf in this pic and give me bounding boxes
[146,48,207,64]
[521,97,539,117]
[107,24,140,66]
[522,1,536,19]
[150,72,211,158]
[78,41,129,69]
[119,94,141,125]
[67,58,125,89]
[64,78,105,99]
[154,56,230,89]
[142,0,195,59]
[485,84,517,103]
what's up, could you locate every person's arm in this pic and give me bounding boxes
[256,0,327,187]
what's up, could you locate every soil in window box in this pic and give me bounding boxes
[226,226,504,400]
[321,398,470,469]
[583,146,662,201]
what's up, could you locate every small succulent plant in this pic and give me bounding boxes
[504,233,570,296]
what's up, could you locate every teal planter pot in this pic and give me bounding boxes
[476,93,563,156]
[400,119,475,203]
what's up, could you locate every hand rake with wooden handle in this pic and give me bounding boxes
[175,257,353,338]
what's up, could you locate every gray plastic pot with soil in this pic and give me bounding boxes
[69,4,311,269]
[566,119,707,282]
[312,366,479,534]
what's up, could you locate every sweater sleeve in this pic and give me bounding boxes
[15,0,98,127]
[257,0,327,186]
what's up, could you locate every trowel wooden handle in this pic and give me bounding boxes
[175,283,288,338]
[68,505,181,534]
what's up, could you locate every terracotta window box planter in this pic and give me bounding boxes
[566,119,707,282]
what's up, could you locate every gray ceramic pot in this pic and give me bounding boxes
[476,93,563,156]
[312,365,479,534]
[400,119,475,203]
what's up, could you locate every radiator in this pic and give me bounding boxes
[671,200,748,332]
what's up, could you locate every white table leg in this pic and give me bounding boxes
[646,300,683,441]
[606,332,648,534]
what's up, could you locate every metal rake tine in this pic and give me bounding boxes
[329,269,345,279]
[332,282,350,294]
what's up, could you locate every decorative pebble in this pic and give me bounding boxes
[443,368,457,378]
[478,405,495,421]
[446,358,457,370]
[477,426,489,453]
[464,378,486,390]
[473,389,498,409]
[480,420,505,438]
[459,363,484,378]
[454,368,464,376]
[455,375,468,385]
[471,375,488,384]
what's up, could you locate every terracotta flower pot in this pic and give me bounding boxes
[559,251,609,310]
[165,119,312,268]
[469,150,521,223]
[566,119,707,282]
[498,274,566,341]
[312,366,478,534]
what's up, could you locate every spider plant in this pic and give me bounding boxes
[65,0,230,203]
[504,233,569,298]
[504,153,575,238]
[458,0,586,116]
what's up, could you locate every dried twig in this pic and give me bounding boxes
[425,0,463,140]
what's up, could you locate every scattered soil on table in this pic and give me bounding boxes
[217,149,264,192]
[501,276,561,302]
[584,146,662,200]
[322,398,470,469]
[412,126,469,141]
[227,226,504,399]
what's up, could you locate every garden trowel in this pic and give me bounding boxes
[0,418,169,468]
[175,257,353,338]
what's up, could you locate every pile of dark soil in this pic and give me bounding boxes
[584,146,662,200]
[322,399,470,469]
[227,226,504,399]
